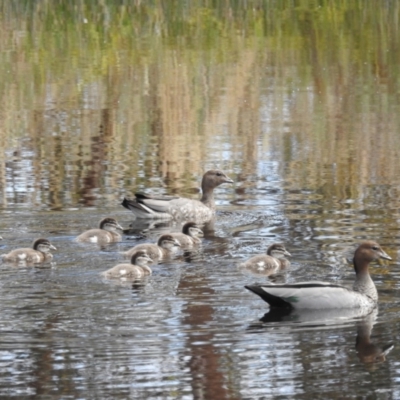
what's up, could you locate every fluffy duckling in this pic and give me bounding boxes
[122,169,234,222]
[2,238,56,263]
[240,243,291,275]
[246,241,391,311]
[102,250,153,279]
[170,221,204,248]
[76,217,123,243]
[123,234,181,264]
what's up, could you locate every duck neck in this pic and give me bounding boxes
[200,186,215,209]
[353,263,377,301]
[279,258,290,268]
[141,265,152,274]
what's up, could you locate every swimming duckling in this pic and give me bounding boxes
[123,234,181,264]
[240,243,291,275]
[122,169,234,223]
[246,241,391,311]
[170,221,204,248]
[76,217,123,243]
[102,250,153,279]
[2,238,56,263]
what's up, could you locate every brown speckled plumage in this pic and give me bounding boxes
[122,170,233,222]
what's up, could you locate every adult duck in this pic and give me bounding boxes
[122,169,233,222]
[76,217,123,243]
[122,234,181,263]
[102,250,153,279]
[240,243,291,275]
[2,238,57,263]
[245,241,391,310]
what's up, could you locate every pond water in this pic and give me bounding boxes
[1,2,400,398]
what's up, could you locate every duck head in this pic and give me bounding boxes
[130,250,153,266]
[202,170,234,191]
[33,238,57,253]
[157,234,181,250]
[182,221,204,238]
[267,243,291,259]
[353,241,391,274]
[99,217,124,232]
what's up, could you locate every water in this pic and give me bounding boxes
[1,2,400,398]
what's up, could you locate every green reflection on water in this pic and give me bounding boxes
[0,1,399,211]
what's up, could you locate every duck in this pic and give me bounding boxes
[245,241,391,310]
[121,169,234,222]
[122,234,181,263]
[240,243,291,275]
[2,238,57,263]
[170,221,204,248]
[102,250,153,279]
[75,217,124,243]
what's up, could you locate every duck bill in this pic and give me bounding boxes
[379,250,392,261]
[284,250,291,257]
[223,176,234,184]
[116,223,124,231]
[50,244,57,251]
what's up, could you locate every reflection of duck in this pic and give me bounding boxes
[76,217,124,243]
[254,306,373,326]
[170,222,204,248]
[239,243,291,276]
[356,313,394,364]
[122,170,234,222]
[102,250,153,280]
[122,234,181,263]
[2,238,56,263]
[245,241,391,311]
[249,308,393,365]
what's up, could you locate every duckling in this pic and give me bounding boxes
[240,243,291,275]
[170,221,204,248]
[102,250,153,279]
[122,169,234,222]
[2,238,56,263]
[76,217,123,243]
[245,241,391,311]
[123,234,181,264]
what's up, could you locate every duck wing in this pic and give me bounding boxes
[245,282,375,310]
[122,195,212,222]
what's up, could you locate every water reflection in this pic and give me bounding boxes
[251,308,394,367]
[356,314,394,366]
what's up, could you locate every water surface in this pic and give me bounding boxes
[1,2,400,398]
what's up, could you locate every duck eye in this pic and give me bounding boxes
[216,172,222,176]
[372,246,379,251]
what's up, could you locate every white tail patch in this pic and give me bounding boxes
[256,261,265,270]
